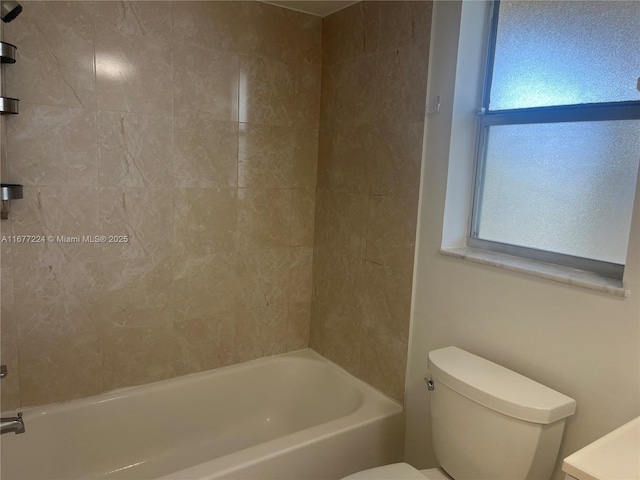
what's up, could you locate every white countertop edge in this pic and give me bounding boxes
[562,417,640,480]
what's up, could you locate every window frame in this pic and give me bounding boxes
[468,0,640,280]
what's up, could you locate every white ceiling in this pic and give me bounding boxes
[262,1,360,17]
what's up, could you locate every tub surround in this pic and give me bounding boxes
[0,0,321,409]
[0,0,433,412]
[310,1,431,402]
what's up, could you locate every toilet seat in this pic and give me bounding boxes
[340,463,452,480]
[340,463,426,479]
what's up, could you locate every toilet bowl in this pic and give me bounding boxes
[342,463,451,479]
[341,347,576,480]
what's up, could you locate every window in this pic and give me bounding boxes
[469,0,640,280]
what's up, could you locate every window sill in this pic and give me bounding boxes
[440,247,628,297]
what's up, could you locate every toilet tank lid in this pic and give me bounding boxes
[428,347,576,424]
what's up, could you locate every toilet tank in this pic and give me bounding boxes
[428,347,576,480]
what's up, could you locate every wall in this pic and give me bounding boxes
[0,0,321,409]
[404,2,640,479]
[310,1,431,402]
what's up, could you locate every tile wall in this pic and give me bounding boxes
[1,0,431,410]
[0,0,321,408]
[310,1,431,402]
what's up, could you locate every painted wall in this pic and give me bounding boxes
[310,1,431,402]
[0,1,321,409]
[404,2,640,479]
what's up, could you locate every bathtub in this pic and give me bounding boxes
[0,349,404,480]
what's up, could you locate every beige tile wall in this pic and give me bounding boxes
[310,1,431,402]
[0,1,321,409]
[1,0,431,410]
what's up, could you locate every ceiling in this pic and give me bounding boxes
[262,1,360,17]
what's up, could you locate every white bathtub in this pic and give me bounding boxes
[0,349,404,480]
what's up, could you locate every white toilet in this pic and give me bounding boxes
[343,346,576,480]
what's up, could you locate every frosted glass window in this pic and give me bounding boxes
[470,0,640,278]
[476,120,640,265]
[490,1,640,110]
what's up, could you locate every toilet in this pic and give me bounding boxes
[343,346,576,480]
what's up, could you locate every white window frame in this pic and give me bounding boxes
[467,0,640,281]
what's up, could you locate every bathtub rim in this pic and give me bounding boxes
[9,348,402,422]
